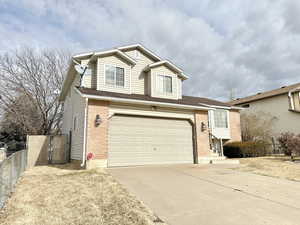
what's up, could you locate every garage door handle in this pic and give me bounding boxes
[153,148,157,151]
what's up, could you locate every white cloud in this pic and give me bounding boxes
[0,0,300,100]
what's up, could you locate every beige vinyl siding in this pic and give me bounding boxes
[80,60,96,88]
[123,49,155,95]
[61,76,85,160]
[61,91,72,135]
[239,94,300,135]
[292,92,300,111]
[178,79,182,99]
[97,55,131,94]
[150,65,180,99]
[108,115,193,167]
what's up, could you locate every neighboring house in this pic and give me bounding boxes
[59,44,241,168]
[229,82,300,136]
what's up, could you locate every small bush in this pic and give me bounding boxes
[277,132,300,157]
[277,132,293,156]
[223,141,267,158]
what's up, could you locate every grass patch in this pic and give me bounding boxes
[0,164,166,225]
[237,156,300,181]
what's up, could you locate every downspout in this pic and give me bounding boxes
[190,118,198,164]
[288,90,294,110]
[81,97,89,167]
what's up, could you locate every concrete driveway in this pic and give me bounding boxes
[109,164,300,225]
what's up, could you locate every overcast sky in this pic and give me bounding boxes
[0,0,299,101]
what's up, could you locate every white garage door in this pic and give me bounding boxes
[108,115,194,167]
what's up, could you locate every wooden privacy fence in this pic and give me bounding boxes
[27,135,68,168]
[0,150,27,208]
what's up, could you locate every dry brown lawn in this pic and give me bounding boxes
[0,164,166,225]
[238,156,300,181]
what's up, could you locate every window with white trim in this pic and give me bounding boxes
[105,65,125,87]
[214,109,228,128]
[157,75,172,94]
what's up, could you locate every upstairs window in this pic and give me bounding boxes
[214,109,228,128]
[157,75,172,94]
[105,65,125,87]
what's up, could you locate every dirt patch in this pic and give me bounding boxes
[237,156,300,181]
[0,164,166,225]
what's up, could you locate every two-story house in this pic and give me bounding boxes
[59,44,242,168]
[229,82,300,136]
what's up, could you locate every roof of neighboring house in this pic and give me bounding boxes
[228,82,300,105]
[77,87,232,108]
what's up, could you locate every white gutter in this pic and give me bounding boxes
[81,97,89,167]
[74,87,213,111]
[201,103,231,110]
[230,106,244,110]
[200,103,243,110]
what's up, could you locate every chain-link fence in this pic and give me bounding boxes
[0,150,27,208]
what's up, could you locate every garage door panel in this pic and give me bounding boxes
[108,115,193,167]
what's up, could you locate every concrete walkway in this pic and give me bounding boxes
[109,164,300,225]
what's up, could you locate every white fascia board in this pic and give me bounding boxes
[149,60,182,73]
[59,62,76,101]
[74,88,212,111]
[118,44,161,61]
[179,73,189,80]
[92,49,136,65]
[147,60,188,80]
[201,103,243,110]
[200,103,230,110]
[230,106,244,110]
[73,52,94,58]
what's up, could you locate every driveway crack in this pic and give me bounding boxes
[167,167,300,211]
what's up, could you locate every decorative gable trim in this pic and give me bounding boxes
[118,44,161,61]
[145,60,188,80]
[74,49,136,65]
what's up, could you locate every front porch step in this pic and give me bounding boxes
[198,157,240,165]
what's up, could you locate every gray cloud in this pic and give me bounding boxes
[0,0,299,100]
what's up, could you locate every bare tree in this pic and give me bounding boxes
[0,47,70,135]
[241,111,277,143]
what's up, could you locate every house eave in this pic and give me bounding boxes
[74,88,213,111]
[145,60,189,80]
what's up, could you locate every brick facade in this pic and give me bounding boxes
[86,99,109,160]
[194,110,211,157]
[84,100,241,167]
[229,110,242,142]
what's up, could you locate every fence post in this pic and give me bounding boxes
[271,137,276,154]
[0,163,3,208]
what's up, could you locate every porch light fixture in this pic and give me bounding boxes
[95,114,102,127]
[201,122,207,132]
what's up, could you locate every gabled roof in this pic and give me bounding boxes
[228,82,300,105]
[60,44,191,101]
[145,60,188,80]
[74,49,136,65]
[117,44,161,61]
